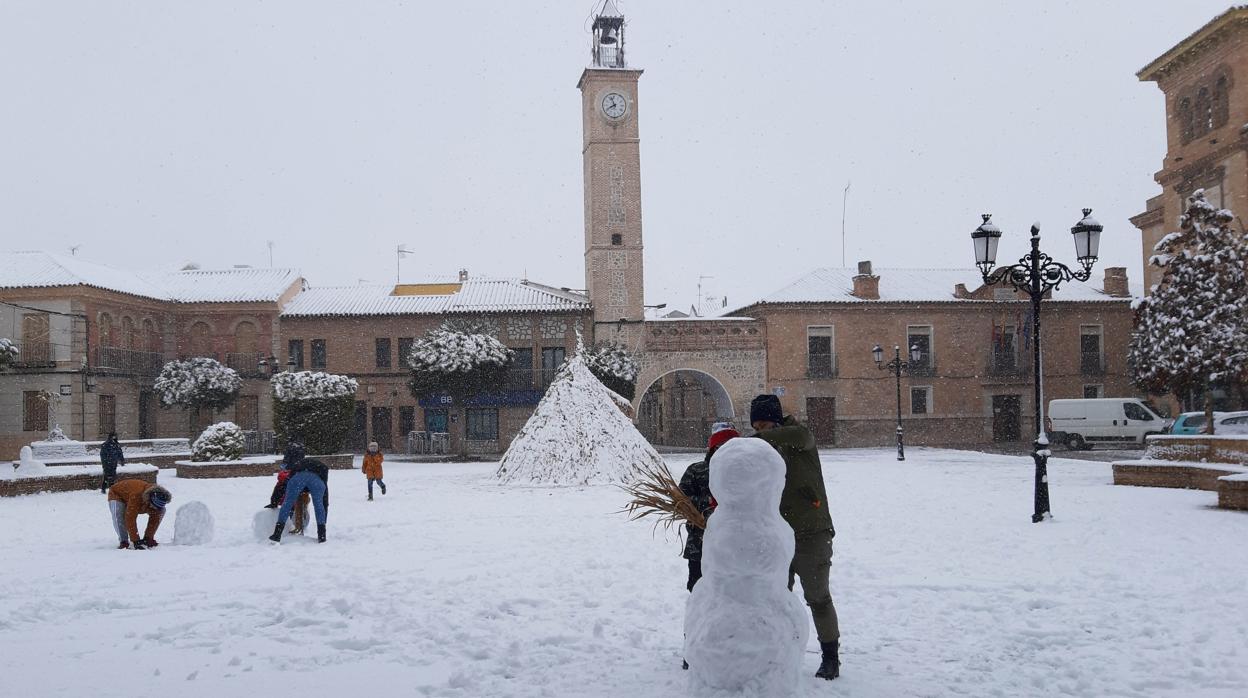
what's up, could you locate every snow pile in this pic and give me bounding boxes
[191,422,246,462]
[270,371,359,400]
[685,438,808,696]
[252,506,307,540]
[172,501,215,545]
[496,355,660,486]
[15,446,48,476]
[153,357,242,409]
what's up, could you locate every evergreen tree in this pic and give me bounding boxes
[271,371,358,455]
[0,338,18,369]
[153,358,242,432]
[1129,190,1248,431]
[583,340,640,400]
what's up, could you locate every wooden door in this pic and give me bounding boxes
[992,395,1021,442]
[371,407,393,450]
[99,395,116,438]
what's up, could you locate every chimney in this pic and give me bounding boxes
[852,260,880,300]
[953,283,971,299]
[458,268,469,282]
[1103,267,1129,297]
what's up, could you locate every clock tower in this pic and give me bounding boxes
[578,0,645,348]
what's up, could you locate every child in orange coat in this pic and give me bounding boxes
[362,441,386,501]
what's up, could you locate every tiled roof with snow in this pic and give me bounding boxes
[281,279,591,317]
[742,267,1140,308]
[0,251,301,303]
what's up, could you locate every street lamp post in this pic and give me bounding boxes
[873,343,923,461]
[971,209,1102,523]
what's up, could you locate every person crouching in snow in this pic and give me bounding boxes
[264,442,304,509]
[107,479,172,550]
[269,453,330,544]
[362,441,386,501]
[680,422,738,592]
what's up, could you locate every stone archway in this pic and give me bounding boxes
[636,369,735,448]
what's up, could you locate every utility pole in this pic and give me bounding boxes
[841,180,851,267]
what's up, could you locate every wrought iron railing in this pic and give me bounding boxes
[226,352,266,378]
[806,353,839,379]
[11,340,54,367]
[1080,353,1106,376]
[97,347,164,375]
[987,351,1028,377]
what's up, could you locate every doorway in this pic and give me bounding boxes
[351,401,367,451]
[371,407,393,450]
[425,408,449,434]
[992,394,1022,442]
[806,397,837,446]
[139,390,155,439]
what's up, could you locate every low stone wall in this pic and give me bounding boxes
[1143,435,1248,465]
[176,457,284,479]
[1112,461,1246,491]
[176,454,353,479]
[0,465,159,497]
[1218,474,1248,511]
[15,453,193,470]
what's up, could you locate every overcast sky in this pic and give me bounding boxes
[0,1,1231,312]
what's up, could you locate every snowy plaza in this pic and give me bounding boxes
[2,448,1245,698]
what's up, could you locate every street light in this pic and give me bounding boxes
[972,209,1102,523]
[873,343,923,461]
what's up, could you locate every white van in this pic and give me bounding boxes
[1048,398,1167,450]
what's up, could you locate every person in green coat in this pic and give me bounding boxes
[751,393,840,681]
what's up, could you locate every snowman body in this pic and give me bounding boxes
[685,437,809,696]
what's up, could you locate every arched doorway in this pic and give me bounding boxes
[636,369,735,448]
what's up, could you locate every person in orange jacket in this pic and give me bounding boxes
[106,479,172,550]
[362,441,386,501]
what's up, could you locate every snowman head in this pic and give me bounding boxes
[708,437,785,510]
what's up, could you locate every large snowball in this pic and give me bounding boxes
[172,501,214,545]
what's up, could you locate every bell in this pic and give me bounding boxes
[600,26,619,45]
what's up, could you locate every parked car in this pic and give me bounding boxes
[1214,411,1248,435]
[1170,411,1222,435]
[1048,398,1167,450]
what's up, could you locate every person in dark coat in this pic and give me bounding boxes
[679,422,739,592]
[99,433,125,493]
[268,443,330,544]
[264,442,304,509]
[751,393,840,680]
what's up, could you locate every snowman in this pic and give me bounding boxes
[684,437,808,696]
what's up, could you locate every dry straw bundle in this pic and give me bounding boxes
[619,459,706,533]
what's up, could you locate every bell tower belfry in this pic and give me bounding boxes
[578,0,645,348]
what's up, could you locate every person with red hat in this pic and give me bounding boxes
[679,422,739,592]
[677,421,739,671]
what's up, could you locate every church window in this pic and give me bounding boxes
[1195,87,1212,136]
[1178,97,1194,143]
[611,233,623,246]
[1213,74,1230,129]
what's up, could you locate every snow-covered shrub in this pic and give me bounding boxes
[1130,190,1248,424]
[0,338,18,368]
[271,370,359,400]
[584,341,640,400]
[153,358,242,412]
[406,328,513,398]
[191,421,246,462]
[271,371,358,455]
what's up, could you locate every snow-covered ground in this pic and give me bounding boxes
[2,448,1246,697]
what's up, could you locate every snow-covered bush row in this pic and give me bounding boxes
[191,422,246,462]
[270,370,359,400]
[153,358,242,411]
[407,329,513,376]
[584,341,640,399]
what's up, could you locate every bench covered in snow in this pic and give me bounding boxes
[0,464,159,497]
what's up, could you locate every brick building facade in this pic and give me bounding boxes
[726,263,1137,448]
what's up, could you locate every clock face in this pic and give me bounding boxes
[601,92,628,119]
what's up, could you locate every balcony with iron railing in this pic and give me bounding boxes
[987,351,1029,379]
[1080,352,1106,376]
[8,340,54,368]
[226,352,267,378]
[506,368,537,390]
[96,346,164,375]
[907,354,937,377]
[806,353,839,380]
